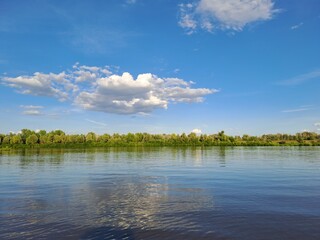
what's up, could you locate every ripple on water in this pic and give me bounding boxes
[0,147,320,240]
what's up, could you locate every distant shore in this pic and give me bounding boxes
[1,129,320,149]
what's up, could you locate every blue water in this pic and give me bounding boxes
[0,147,319,239]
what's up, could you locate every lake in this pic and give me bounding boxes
[0,147,319,240]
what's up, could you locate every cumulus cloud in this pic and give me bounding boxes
[75,72,216,114]
[191,128,202,134]
[2,64,216,115]
[3,72,76,101]
[72,63,112,82]
[178,0,279,33]
[315,123,320,127]
[20,105,43,116]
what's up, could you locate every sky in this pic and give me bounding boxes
[0,0,320,135]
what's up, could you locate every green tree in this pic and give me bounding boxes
[76,134,85,143]
[39,135,49,144]
[0,134,5,144]
[50,130,65,136]
[134,133,144,142]
[53,135,63,143]
[98,134,111,143]
[188,133,199,144]
[180,133,188,143]
[37,130,47,137]
[86,132,96,143]
[11,135,22,144]
[126,133,135,143]
[20,129,35,144]
[142,133,151,142]
[66,135,78,144]
[218,131,228,142]
[168,134,178,145]
[242,134,249,141]
[2,135,11,144]
[26,134,38,145]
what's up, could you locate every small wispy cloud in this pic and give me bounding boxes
[300,105,314,108]
[20,105,43,109]
[126,0,136,4]
[178,3,198,35]
[20,105,44,116]
[291,22,303,30]
[85,119,107,127]
[281,107,312,113]
[314,122,320,127]
[278,70,320,86]
[23,110,42,115]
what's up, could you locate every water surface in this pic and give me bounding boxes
[0,147,319,239]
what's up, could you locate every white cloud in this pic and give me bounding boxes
[20,105,44,116]
[291,22,303,30]
[191,128,202,134]
[3,72,75,101]
[20,105,43,109]
[315,123,320,127]
[72,63,112,82]
[2,65,216,115]
[75,72,216,114]
[179,0,279,33]
[22,110,42,115]
[178,3,198,34]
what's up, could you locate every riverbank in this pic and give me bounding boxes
[1,130,320,148]
[1,141,320,150]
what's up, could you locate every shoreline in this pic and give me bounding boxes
[1,142,320,150]
[1,130,320,149]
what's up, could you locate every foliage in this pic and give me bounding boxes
[26,134,38,145]
[0,129,319,147]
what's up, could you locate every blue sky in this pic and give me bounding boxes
[0,0,319,135]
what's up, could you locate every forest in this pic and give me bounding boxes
[1,129,320,148]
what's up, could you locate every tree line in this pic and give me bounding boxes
[0,129,320,148]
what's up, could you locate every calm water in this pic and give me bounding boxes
[0,147,319,240]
